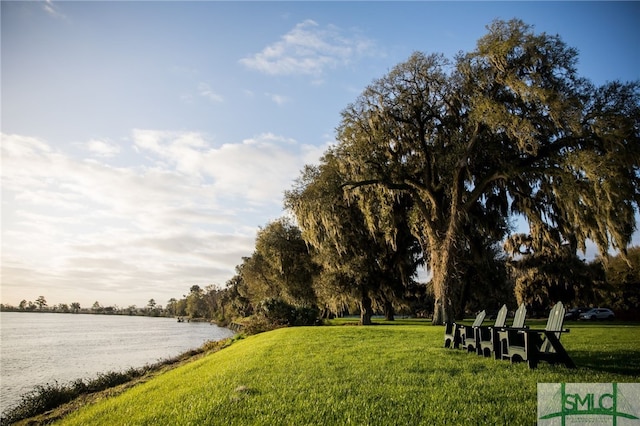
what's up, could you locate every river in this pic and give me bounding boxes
[0,312,234,412]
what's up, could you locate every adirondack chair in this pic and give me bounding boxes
[443,322,460,349]
[494,303,528,360]
[458,310,486,352]
[501,302,575,369]
[475,304,508,358]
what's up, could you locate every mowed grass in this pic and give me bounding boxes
[58,322,640,425]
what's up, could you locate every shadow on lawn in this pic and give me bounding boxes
[571,349,640,376]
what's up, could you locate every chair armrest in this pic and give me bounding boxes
[516,328,570,335]
[474,325,493,330]
[495,326,527,332]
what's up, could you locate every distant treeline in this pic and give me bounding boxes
[0,298,168,317]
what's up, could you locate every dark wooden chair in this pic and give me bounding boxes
[476,304,508,358]
[501,302,575,369]
[494,303,528,360]
[458,310,486,352]
[443,322,460,349]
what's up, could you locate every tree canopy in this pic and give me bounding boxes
[285,152,422,324]
[239,217,318,308]
[331,19,639,323]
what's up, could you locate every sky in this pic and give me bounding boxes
[2,1,639,309]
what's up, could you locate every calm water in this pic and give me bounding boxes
[0,312,234,411]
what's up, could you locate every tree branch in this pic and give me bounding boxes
[462,171,508,213]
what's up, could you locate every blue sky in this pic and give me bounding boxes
[2,1,639,309]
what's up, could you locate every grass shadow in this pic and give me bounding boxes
[571,349,640,376]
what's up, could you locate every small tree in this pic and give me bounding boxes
[241,218,318,308]
[35,296,47,310]
[147,299,156,310]
[601,246,640,318]
[186,285,206,318]
[166,298,177,316]
[92,301,103,313]
[505,235,596,315]
[223,272,254,319]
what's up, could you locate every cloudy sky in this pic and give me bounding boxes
[2,1,639,309]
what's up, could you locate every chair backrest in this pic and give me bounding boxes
[541,302,566,353]
[494,304,508,327]
[472,310,486,327]
[444,322,456,335]
[512,303,527,328]
[545,302,566,332]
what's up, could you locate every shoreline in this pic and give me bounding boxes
[1,312,234,411]
[1,335,240,425]
[0,309,215,321]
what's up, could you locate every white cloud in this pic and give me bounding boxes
[198,83,224,103]
[180,93,195,104]
[43,0,66,19]
[266,93,291,106]
[1,130,328,307]
[85,139,121,157]
[1,134,51,157]
[240,20,377,76]
[131,129,326,203]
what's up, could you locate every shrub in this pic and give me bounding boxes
[242,315,283,335]
[257,298,296,325]
[245,298,320,334]
[0,382,78,424]
[292,306,320,326]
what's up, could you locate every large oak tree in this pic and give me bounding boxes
[334,19,639,324]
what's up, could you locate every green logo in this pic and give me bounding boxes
[538,383,640,425]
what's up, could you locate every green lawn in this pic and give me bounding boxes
[58,322,640,425]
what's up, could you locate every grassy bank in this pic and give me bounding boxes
[55,321,639,425]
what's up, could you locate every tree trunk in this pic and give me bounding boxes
[360,292,373,325]
[383,299,395,321]
[456,269,472,320]
[430,237,458,325]
[432,288,455,325]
